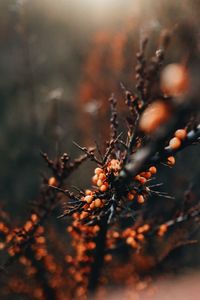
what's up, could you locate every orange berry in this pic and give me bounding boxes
[169,137,181,150]
[128,192,135,201]
[104,254,112,262]
[137,226,144,234]
[31,214,38,223]
[137,195,145,204]
[85,189,92,195]
[84,195,93,204]
[143,224,150,232]
[80,211,88,220]
[48,177,58,187]
[100,184,108,192]
[139,177,147,184]
[24,221,33,232]
[126,236,134,245]
[161,64,189,96]
[112,231,120,238]
[149,166,157,174]
[92,174,98,185]
[141,172,152,179]
[89,202,95,210]
[158,224,168,236]
[97,179,103,187]
[99,173,106,180]
[134,175,141,181]
[95,167,103,175]
[137,233,144,241]
[167,156,175,166]
[94,198,102,208]
[175,129,187,140]
[139,101,170,133]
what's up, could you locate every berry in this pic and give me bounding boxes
[167,156,175,166]
[48,177,58,187]
[92,175,98,185]
[149,166,157,174]
[169,137,181,150]
[139,177,147,184]
[85,189,92,195]
[84,195,93,204]
[99,173,106,180]
[158,224,168,236]
[137,195,145,204]
[128,192,135,201]
[139,101,170,133]
[161,64,189,96]
[94,167,103,175]
[97,179,103,187]
[100,184,108,192]
[175,129,187,140]
[94,198,102,208]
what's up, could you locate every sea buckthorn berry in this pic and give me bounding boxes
[161,64,189,96]
[31,214,38,223]
[139,177,147,184]
[158,224,168,236]
[89,202,95,210]
[167,156,175,166]
[48,176,58,187]
[94,198,102,208]
[169,137,181,150]
[128,192,135,201]
[80,211,88,220]
[85,189,92,195]
[137,226,144,234]
[97,179,103,187]
[112,231,120,238]
[110,159,120,168]
[137,195,145,204]
[134,175,141,181]
[94,167,103,175]
[149,166,157,174]
[24,221,33,232]
[104,254,112,262]
[141,172,151,179]
[126,236,134,245]
[92,175,98,185]
[145,172,152,179]
[139,101,170,133]
[143,224,150,232]
[175,129,187,140]
[100,184,108,192]
[84,195,93,204]
[99,173,106,180]
[126,236,138,248]
[136,233,144,241]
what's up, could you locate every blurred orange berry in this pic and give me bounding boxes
[175,129,187,140]
[92,174,98,185]
[128,192,135,201]
[149,166,157,174]
[94,167,103,175]
[48,177,58,187]
[94,198,102,208]
[167,156,176,165]
[139,101,170,133]
[84,195,93,204]
[100,184,108,192]
[161,64,189,96]
[137,195,145,204]
[169,137,181,150]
